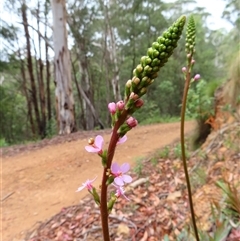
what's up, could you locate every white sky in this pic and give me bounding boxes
[194,0,233,30]
[164,0,233,31]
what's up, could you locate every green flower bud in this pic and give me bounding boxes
[159,52,167,59]
[128,15,186,101]
[151,58,161,67]
[185,15,196,55]
[147,48,154,58]
[133,68,141,78]
[152,42,160,50]
[124,79,132,100]
[136,64,143,73]
[137,76,150,90]
[152,66,160,72]
[141,56,152,67]
[143,65,152,75]
[132,76,140,85]
[157,36,165,44]
[139,87,147,96]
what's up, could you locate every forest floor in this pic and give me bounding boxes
[2,121,198,241]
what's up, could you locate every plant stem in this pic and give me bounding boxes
[100,110,128,241]
[180,67,200,241]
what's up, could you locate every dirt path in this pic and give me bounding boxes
[2,121,195,241]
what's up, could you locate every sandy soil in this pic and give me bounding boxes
[2,121,195,241]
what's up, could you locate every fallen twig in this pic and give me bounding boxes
[1,191,14,202]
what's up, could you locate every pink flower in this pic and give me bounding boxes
[85,135,103,154]
[116,100,125,110]
[182,67,186,72]
[191,59,195,64]
[126,116,138,128]
[108,102,116,114]
[113,184,129,200]
[111,162,132,186]
[194,74,201,81]
[117,135,127,144]
[76,177,97,192]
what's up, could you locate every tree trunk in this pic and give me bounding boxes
[21,2,42,136]
[37,1,46,137]
[45,0,51,122]
[104,2,121,102]
[51,0,75,134]
[77,43,95,130]
[18,49,36,137]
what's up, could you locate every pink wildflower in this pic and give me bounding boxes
[85,135,103,154]
[113,184,130,200]
[126,116,138,128]
[76,177,97,192]
[194,74,201,81]
[191,59,195,64]
[108,102,116,114]
[116,100,125,110]
[117,135,127,144]
[111,162,132,186]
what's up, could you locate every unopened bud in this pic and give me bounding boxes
[182,67,187,72]
[126,117,138,128]
[126,79,132,88]
[194,74,200,81]
[108,102,116,114]
[130,92,139,100]
[135,99,144,108]
[116,100,125,110]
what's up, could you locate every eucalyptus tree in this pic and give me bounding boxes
[51,0,76,134]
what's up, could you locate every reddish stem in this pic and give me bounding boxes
[100,110,128,241]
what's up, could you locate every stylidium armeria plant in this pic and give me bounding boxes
[77,15,186,241]
[180,15,200,241]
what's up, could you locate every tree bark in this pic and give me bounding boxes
[51,0,75,134]
[104,2,121,102]
[45,0,51,122]
[18,49,36,137]
[37,1,46,137]
[21,2,42,136]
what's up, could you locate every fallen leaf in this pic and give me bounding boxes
[167,191,182,200]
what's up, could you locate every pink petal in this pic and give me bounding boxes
[120,163,130,173]
[117,135,127,144]
[114,177,124,186]
[76,186,85,192]
[85,146,99,153]
[95,135,104,149]
[111,162,120,173]
[122,174,132,183]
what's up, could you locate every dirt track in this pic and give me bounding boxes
[2,121,195,241]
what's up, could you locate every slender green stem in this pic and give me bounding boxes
[180,67,200,241]
[100,110,128,241]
